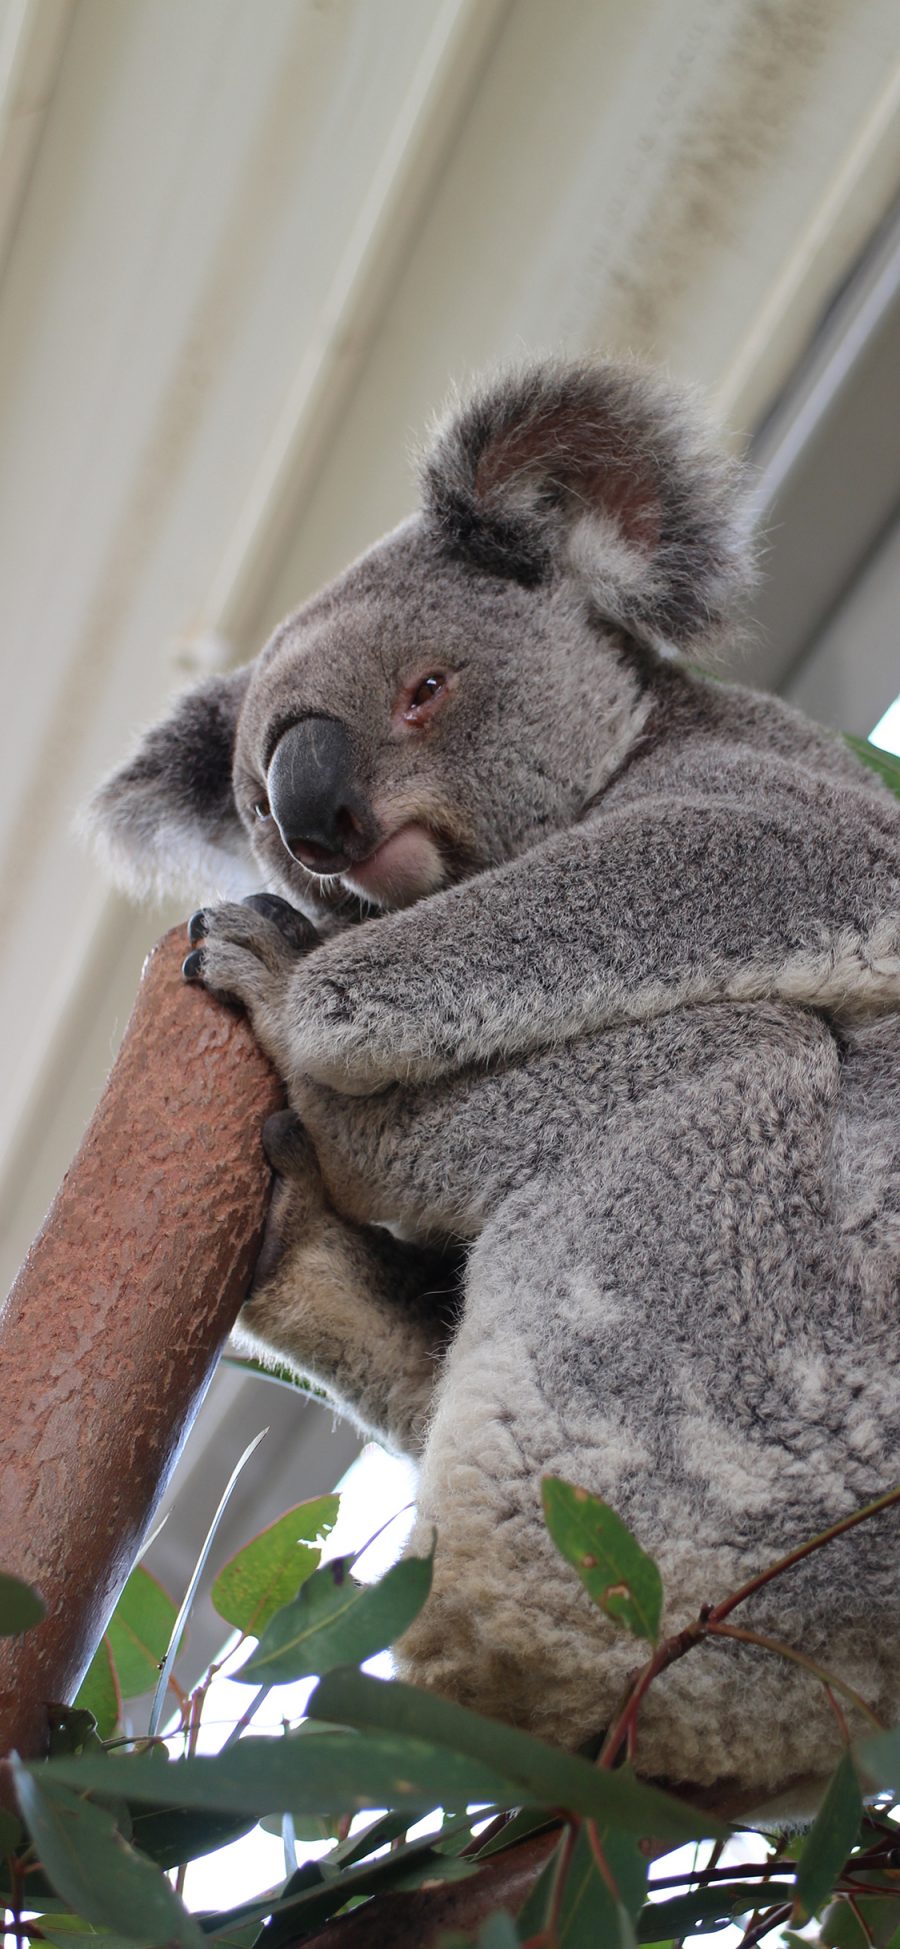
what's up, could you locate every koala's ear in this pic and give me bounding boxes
[83,668,254,902]
[421,360,753,647]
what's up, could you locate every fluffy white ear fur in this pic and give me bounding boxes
[81,800,257,906]
[82,669,255,905]
[421,358,755,648]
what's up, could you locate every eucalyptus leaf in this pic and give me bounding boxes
[128,1801,258,1870]
[206,1823,490,1944]
[0,1570,45,1635]
[75,1638,121,1740]
[514,1834,563,1938]
[326,1807,413,1864]
[820,1897,873,1948]
[259,1808,342,1844]
[10,1760,205,1948]
[0,1806,21,1853]
[32,1730,521,1822]
[794,1751,862,1921]
[150,1428,267,1737]
[542,1477,663,1643]
[47,1707,105,1758]
[557,1823,646,1945]
[824,1893,900,1949]
[236,1545,433,1684]
[106,1567,178,1701]
[474,1806,559,1858]
[42,1936,151,1949]
[636,1881,796,1938]
[857,1728,900,1794]
[843,734,900,800]
[478,1919,521,1949]
[212,1495,339,1638]
[436,1922,521,1949]
[308,1668,729,1842]
[516,1824,644,1949]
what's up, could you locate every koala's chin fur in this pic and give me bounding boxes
[87,358,900,1811]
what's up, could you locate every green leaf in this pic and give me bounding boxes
[635,1882,796,1939]
[189,1820,488,1944]
[30,1731,522,1822]
[821,1897,873,1949]
[212,1494,339,1638]
[74,1639,121,1741]
[438,1922,517,1949]
[42,1935,151,1949]
[857,1729,900,1794]
[325,1807,413,1863]
[794,1751,862,1921]
[259,1807,342,1844]
[0,1806,21,1853]
[474,1806,559,1858]
[106,1567,178,1701]
[10,1760,205,1948]
[47,1706,105,1759]
[308,1669,729,1842]
[512,1838,560,1939]
[844,734,900,799]
[236,1546,433,1684]
[557,1824,646,1945]
[542,1478,663,1644]
[201,1832,477,1941]
[377,1848,477,1894]
[128,1801,258,1870]
[470,1918,520,1949]
[39,1931,158,1949]
[822,1892,900,1949]
[517,1825,644,1948]
[0,1570,45,1635]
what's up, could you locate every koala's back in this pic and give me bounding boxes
[398,993,900,1798]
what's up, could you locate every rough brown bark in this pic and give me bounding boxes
[0,926,282,1762]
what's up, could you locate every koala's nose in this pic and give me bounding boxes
[266,717,374,872]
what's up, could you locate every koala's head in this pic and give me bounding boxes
[88,360,752,922]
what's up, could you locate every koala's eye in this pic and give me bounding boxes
[403,671,449,723]
[253,796,272,821]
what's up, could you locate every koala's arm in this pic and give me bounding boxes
[239,1113,459,1456]
[260,761,899,1094]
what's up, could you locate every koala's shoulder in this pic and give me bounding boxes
[602,675,900,845]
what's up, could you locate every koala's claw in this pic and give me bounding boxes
[180,900,307,1076]
[242,892,320,951]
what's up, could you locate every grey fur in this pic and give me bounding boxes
[88,359,900,1805]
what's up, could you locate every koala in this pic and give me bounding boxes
[88,360,900,1808]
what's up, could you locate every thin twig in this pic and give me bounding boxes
[707,1485,900,1626]
[738,1902,793,1946]
[648,1861,797,1891]
[706,1622,884,1730]
[523,1821,577,1949]
[598,1624,702,1767]
[220,1683,268,1751]
[585,1821,620,1899]
[598,1486,898,1767]
[846,1893,877,1944]
[826,1684,851,1744]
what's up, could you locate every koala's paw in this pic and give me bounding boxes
[250,1110,327,1295]
[182,894,319,1074]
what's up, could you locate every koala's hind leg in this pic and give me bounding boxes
[238,1111,460,1456]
